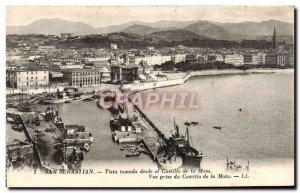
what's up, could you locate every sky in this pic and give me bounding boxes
[6,6,294,27]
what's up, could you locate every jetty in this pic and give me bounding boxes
[115,93,169,162]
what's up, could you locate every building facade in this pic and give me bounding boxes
[7,67,49,89]
[224,54,244,66]
[265,54,278,66]
[38,45,56,52]
[111,65,140,83]
[62,69,101,87]
[171,54,186,63]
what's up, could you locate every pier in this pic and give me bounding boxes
[118,94,169,162]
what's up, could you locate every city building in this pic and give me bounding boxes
[171,54,186,63]
[111,43,118,50]
[62,69,101,87]
[185,54,197,61]
[60,33,74,39]
[6,65,49,89]
[111,65,140,83]
[84,55,111,65]
[38,45,56,52]
[265,53,278,66]
[59,63,84,70]
[224,54,244,66]
[277,54,290,67]
[243,54,253,65]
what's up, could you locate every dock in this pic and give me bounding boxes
[8,108,92,171]
[119,97,168,162]
[19,113,64,170]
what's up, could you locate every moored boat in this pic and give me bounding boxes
[168,119,203,168]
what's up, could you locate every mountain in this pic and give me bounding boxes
[7,18,96,35]
[220,19,294,38]
[143,20,197,28]
[182,21,234,40]
[147,29,207,41]
[123,24,161,35]
[6,18,294,43]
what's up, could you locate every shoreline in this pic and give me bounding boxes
[123,68,294,93]
[164,68,294,81]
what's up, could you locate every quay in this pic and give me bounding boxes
[7,107,92,171]
[116,93,169,162]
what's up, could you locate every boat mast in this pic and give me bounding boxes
[186,125,190,146]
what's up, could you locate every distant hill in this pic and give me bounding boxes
[147,29,208,41]
[220,19,294,38]
[182,21,234,40]
[7,18,96,35]
[123,24,161,35]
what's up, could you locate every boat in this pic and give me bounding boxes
[6,113,20,124]
[100,90,116,102]
[125,150,140,157]
[191,122,199,126]
[157,145,183,169]
[225,157,248,172]
[82,97,93,102]
[168,118,203,168]
[120,144,138,151]
[213,126,221,130]
[12,124,24,132]
[6,116,15,123]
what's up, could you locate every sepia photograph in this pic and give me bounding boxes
[5,5,295,187]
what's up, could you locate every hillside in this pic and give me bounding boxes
[148,29,208,41]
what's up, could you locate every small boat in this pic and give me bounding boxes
[191,122,199,125]
[7,116,15,123]
[12,124,24,132]
[82,98,93,102]
[120,144,138,151]
[125,150,140,157]
[239,108,242,112]
[184,122,191,126]
[213,126,221,130]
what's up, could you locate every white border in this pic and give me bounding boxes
[0,1,298,192]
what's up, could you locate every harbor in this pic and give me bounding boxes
[6,71,294,172]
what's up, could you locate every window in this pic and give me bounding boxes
[36,77,37,80]
[26,82,28,86]
[36,81,37,85]
[44,76,46,80]
[27,77,28,80]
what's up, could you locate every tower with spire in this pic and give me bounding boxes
[272,27,277,49]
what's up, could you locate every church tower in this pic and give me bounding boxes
[272,28,277,49]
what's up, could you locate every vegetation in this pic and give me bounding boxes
[7,34,278,50]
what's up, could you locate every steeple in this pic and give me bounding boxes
[272,27,277,49]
